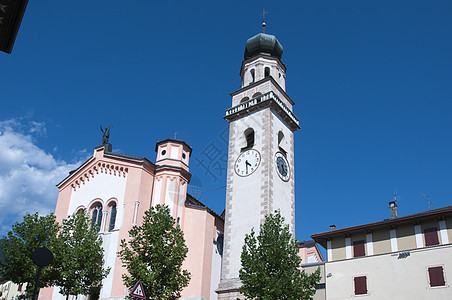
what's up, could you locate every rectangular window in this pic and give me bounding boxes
[428,266,445,287]
[354,276,367,295]
[353,240,365,257]
[424,228,439,246]
[17,283,23,292]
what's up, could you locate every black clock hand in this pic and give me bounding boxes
[245,160,251,173]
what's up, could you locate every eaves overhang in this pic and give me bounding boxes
[155,139,193,155]
[56,145,156,189]
[185,193,224,221]
[311,205,452,249]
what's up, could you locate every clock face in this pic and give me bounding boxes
[235,149,261,177]
[275,152,290,181]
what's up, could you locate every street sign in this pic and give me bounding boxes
[129,281,146,299]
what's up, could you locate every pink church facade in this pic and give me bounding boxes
[40,139,224,300]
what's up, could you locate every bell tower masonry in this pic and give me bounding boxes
[217,28,301,299]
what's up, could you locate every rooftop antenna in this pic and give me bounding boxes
[261,8,268,33]
[421,193,431,210]
[394,188,398,204]
[174,131,178,139]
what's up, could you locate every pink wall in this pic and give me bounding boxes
[182,207,221,299]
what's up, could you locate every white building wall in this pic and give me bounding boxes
[226,111,266,279]
[210,230,223,300]
[64,171,127,300]
[325,244,452,299]
[270,112,295,233]
[165,179,176,215]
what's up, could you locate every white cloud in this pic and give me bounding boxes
[29,121,47,135]
[0,119,83,234]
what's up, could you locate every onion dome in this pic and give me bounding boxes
[244,33,283,60]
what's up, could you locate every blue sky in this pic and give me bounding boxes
[1,0,451,251]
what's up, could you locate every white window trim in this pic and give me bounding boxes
[414,224,423,248]
[390,229,398,252]
[345,237,352,259]
[366,233,374,256]
[439,220,449,244]
[327,240,332,261]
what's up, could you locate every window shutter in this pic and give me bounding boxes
[354,276,367,295]
[428,266,445,287]
[353,240,365,257]
[424,228,439,246]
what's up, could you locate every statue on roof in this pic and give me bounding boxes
[100,125,112,145]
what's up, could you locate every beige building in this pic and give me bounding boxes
[312,204,452,299]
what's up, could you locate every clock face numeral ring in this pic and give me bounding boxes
[275,152,290,181]
[234,149,261,177]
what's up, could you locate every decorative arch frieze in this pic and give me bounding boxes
[70,161,128,191]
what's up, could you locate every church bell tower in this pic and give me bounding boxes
[217,28,300,299]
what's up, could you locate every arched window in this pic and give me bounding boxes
[242,128,255,150]
[250,69,255,83]
[216,234,224,256]
[75,206,86,214]
[90,203,102,232]
[278,131,287,154]
[278,131,285,145]
[108,203,117,232]
[252,92,262,99]
[265,67,270,77]
[240,97,250,104]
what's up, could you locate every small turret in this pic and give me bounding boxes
[155,139,192,172]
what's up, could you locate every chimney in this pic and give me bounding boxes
[389,201,398,219]
[329,224,336,231]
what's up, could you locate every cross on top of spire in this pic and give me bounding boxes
[261,8,268,33]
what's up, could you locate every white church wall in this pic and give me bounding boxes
[170,145,180,159]
[225,110,266,279]
[66,171,127,300]
[177,182,185,222]
[100,230,119,298]
[153,178,162,205]
[165,178,176,215]
[271,112,295,233]
[210,230,223,300]
[68,172,126,217]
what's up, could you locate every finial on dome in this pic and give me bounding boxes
[261,8,268,33]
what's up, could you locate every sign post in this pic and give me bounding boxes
[31,247,54,300]
[129,281,146,300]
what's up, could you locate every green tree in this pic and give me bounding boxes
[53,210,109,300]
[0,212,60,297]
[118,204,191,300]
[239,211,321,300]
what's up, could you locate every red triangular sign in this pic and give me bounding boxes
[129,280,146,299]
